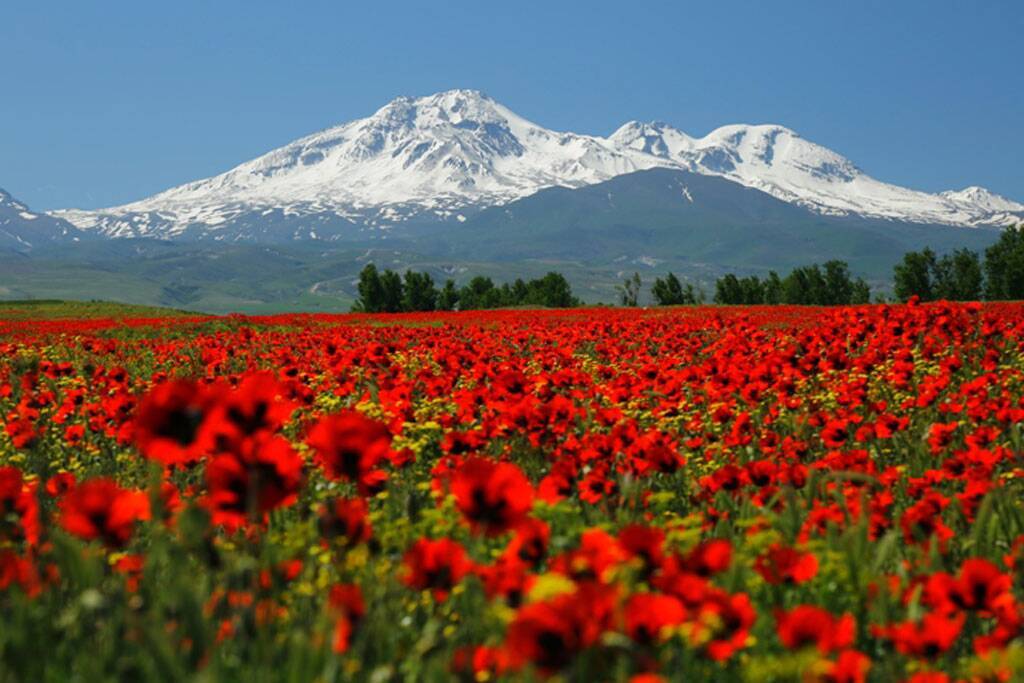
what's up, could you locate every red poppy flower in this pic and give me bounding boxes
[329,583,365,654]
[505,583,615,673]
[949,558,1012,612]
[691,590,756,661]
[204,372,294,448]
[205,435,303,531]
[825,650,871,683]
[754,544,818,585]
[307,410,392,495]
[550,528,626,583]
[477,556,533,607]
[318,497,372,546]
[776,605,855,654]
[623,592,686,645]
[59,478,151,549]
[504,518,550,568]
[450,458,534,536]
[681,539,732,577]
[451,645,510,680]
[402,537,473,601]
[873,611,964,659]
[0,466,39,546]
[132,379,217,466]
[618,524,666,577]
[44,472,76,498]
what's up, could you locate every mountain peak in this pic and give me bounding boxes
[0,187,84,250]
[49,91,1024,238]
[941,186,1024,214]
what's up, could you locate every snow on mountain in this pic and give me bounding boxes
[608,121,1024,227]
[0,188,84,250]
[52,89,1023,240]
[54,90,660,239]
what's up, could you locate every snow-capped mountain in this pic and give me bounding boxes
[0,188,84,251]
[51,89,1023,241]
[608,121,1024,227]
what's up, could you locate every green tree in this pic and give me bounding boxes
[763,271,783,304]
[893,249,937,302]
[850,277,872,304]
[459,276,500,310]
[651,272,698,306]
[402,270,437,312]
[984,226,1024,300]
[437,279,460,311]
[378,269,404,313]
[822,260,854,305]
[933,249,982,301]
[510,278,530,305]
[714,274,743,304]
[618,272,642,307]
[353,263,384,312]
[525,272,579,308]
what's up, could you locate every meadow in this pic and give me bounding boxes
[1,300,1023,681]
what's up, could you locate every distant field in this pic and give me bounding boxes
[0,299,197,320]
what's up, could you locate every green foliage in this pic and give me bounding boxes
[618,272,642,307]
[402,270,437,312]
[715,260,870,305]
[353,263,384,313]
[893,249,937,301]
[378,270,404,313]
[355,267,580,312]
[894,246,985,302]
[984,225,1024,300]
[651,272,701,306]
[436,279,459,311]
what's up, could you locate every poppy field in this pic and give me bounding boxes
[2,301,1024,682]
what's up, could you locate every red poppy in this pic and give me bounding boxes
[132,379,217,466]
[949,558,1012,612]
[451,645,510,681]
[824,650,871,683]
[504,518,550,568]
[204,435,303,531]
[618,524,666,577]
[477,556,533,607]
[59,478,151,549]
[0,466,39,546]
[623,592,686,645]
[44,471,76,498]
[776,605,855,654]
[204,372,294,448]
[681,539,732,577]
[505,583,615,673]
[691,589,756,661]
[873,611,964,659]
[402,537,473,601]
[329,583,365,654]
[307,410,392,495]
[450,458,534,536]
[550,528,626,583]
[754,544,818,585]
[318,497,372,546]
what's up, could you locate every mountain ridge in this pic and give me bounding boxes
[47,89,1023,241]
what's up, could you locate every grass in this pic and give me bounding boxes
[0,299,199,320]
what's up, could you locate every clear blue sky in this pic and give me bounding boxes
[2,0,1022,210]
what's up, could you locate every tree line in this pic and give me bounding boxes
[893,226,1024,301]
[355,224,1024,312]
[352,264,580,312]
[711,260,871,306]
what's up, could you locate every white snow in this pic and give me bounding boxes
[50,89,1024,238]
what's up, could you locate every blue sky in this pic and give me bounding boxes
[2,0,1022,210]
